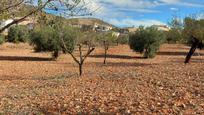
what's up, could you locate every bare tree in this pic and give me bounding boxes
[61,38,95,76]
[98,32,117,64]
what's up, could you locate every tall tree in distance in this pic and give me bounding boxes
[166,15,183,43]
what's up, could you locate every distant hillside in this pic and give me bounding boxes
[67,18,115,28]
[1,4,115,29]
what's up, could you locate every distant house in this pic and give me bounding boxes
[0,19,14,35]
[68,21,113,32]
[126,27,138,33]
[152,25,170,31]
[112,32,120,38]
[92,23,113,32]
[0,17,36,35]
[119,28,129,34]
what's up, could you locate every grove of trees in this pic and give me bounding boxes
[1,0,204,75]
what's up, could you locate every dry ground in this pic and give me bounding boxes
[0,43,203,114]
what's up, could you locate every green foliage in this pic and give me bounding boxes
[60,26,76,52]
[0,34,5,44]
[166,16,183,43]
[129,26,165,58]
[7,25,29,43]
[117,34,129,44]
[51,16,78,52]
[183,17,204,43]
[30,26,60,52]
[29,25,76,58]
[78,32,99,47]
[166,29,183,43]
[97,32,117,45]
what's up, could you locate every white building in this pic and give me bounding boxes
[152,25,170,31]
[0,19,14,35]
[0,17,36,35]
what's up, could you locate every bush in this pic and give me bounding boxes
[60,26,76,53]
[129,26,165,58]
[7,25,29,43]
[0,34,5,44]
[30,26,75,58]
[165,28,183,43]
[117,34,129,44]
[30,26,59,52]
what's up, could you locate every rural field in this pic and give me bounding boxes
[0,43,203,114]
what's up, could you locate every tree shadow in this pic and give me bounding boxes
[162,45,190,50]
[0,56,53,61]
[87,62,153,67]
[89,54,144,59]
[171,58,204,63]
[157,51,204,56]
[0,73,76,81]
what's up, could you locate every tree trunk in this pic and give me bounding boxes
[103,41,108,64]
[79,64,82,76]
[185,37,199,63]
[52,50,59,59]
[104,48,107,64]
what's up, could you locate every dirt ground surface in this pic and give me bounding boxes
[0,43,203,114]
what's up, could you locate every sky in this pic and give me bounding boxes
[87,0,204,27]
[41,0,204,27]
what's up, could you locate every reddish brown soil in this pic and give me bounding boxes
[0,43,203,114]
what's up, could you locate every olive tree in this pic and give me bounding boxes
[7,25,29,43]
[129,26,165,58]
[183,17,204,63]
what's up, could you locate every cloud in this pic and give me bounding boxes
[99,0,161,9]
[170,7,179,11]
[39,0,204,27]
[159,0,204,7]
[109,18,166,27]
[117,8,160,13]
[180,2,204,7]
[159,0,181,4]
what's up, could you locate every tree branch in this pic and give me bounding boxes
[0,0,25,13]
[60,37,80,64]
[0,0,52,33]
[82,47,95,63]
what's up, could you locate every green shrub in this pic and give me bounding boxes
[0,34,5,44]
[60,26,76,53]
[117,34,129,44]
[7,25,29,43]
[129,26,165,58]
[30,26,60,51]
[30,26,75,58]
[165,29,183,43]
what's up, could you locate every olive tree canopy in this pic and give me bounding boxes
[183,17,204,63]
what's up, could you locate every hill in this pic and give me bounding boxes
[0,4,115,31]
[67,18,115,28]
